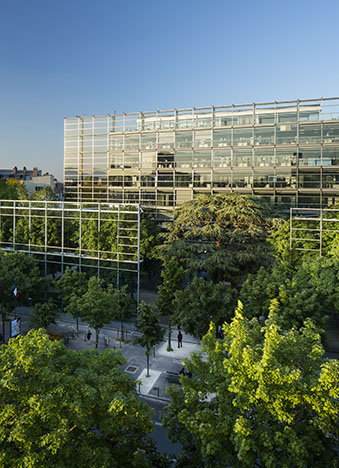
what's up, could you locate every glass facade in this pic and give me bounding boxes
[64,98,339,216]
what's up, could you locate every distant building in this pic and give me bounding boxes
[0,166,41,180]
[64,97,339,218]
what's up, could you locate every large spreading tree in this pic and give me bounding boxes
[158,193,277,285]
[163,303,339,468]
[0,330,169,468]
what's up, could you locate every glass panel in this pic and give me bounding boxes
[233,127,253,146]
[254,147,275,166]
[323,122,339,143]
[193,150,211,168]
[194,130,211,148]
[298,171,321,188]
[110,135,123,151]
[277,112,297,123]
[276,124,297,144]
[212,171,231,188]
[124,133,139,150]
[157,173,174,187]
[140,152,156,169]
[140,191,156,205]
[109,153,123,168]
[108,190,123,203]
[254,126,274,145]
[297,194,321,207]
[159,132,174,149]
[157,192,174,206]
[276,146,297,166]
[214,113,233,127]
[174,150,192,168]
[141,132,157,149]
[193,172,211,188]
[124,152,139,168]
[275,194,297,208]
[213,149,232,167]
[140,173,156,187]
[275,169,296,188]
[232,170,252,188]
[253,169,275,188]
[322,170,339,189]
[176,131,192,148]
[322,146,339,166]
[124,174,139,187]
[233,148,252,167]
[213,129,232,147]
[256,112,275,124]
[195,115,212,128]
[108,175,123,187]
[298,146,321,167]
[158,152,174,168]
[175,171,192,187]
[299,124,321,144]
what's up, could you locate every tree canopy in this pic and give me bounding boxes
[163,303,339,468]
[158,193,277,284]
[0,330,168,468]
[173,276,237,338]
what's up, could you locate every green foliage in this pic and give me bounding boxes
[240,256,339,331]
[0,179,26,199]
[65,276,113,349]
[107,284,134,340]
[156,257,184,318]
[56,269,88,306]
[0,330,169,467]
[173,277,237,338]
[163,305,339,467]
[30,186,58,201]
[30,299,59,329]
[135,302,164,377]
[159,193,276,284]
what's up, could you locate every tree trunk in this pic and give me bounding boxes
[120,320,124,342]
[167,320,173,352]
[146,349,150,377]
[95,328,99,350]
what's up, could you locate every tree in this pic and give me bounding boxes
[158,193,276,285]
[30,299,59,329]
[0,251,43,341]
[107,284,134,341]
[135,302,164,377]
[240,256,339,332]
[163,303,339,468]
[0,179,27,199]
[30,186,58,201]
[65,276,113,349]
[56,269,88,331]
[0,329,169,468]
[156,257,184,351]
[173,277,237,338]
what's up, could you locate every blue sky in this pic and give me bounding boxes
[1,0,339,181]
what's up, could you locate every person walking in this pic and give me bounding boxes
[178,330,183,348]
[87,329,92,342]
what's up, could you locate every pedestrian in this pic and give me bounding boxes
[179,367,186,376]
[178,330,183,348]
[87,329,92,341]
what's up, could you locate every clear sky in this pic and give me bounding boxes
[1,0,339,181]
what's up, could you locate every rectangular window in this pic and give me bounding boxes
[194,130,211,148]
[299,124,321,144]
[125,133,139,150]
[140,152,156,169]
[176,131,193,148]
[298,147,321,167]
[174,150,192,168]
[275,169,296,188]
[322,170,339,189]
[253,169,275,188]
[213,149,232,167]
[124,152,139,168]
[193,150,211,168]
[233,127,253,146]
[213,129,232,147]
[140,173,156,187]
[157,172,174,187]
[141,133,157,150]
[298,171,321,189]
[276,147,297,166]
[254,126,274,146]
[212,171,231,188]
[175,171,192,187]
[276,124,297,145]
[254,148,275,166]
[193,172,211,188]
[232,170,252,188]
[323,146,339,166]
[233,148,252,167]
[159,132,174,149]
[323,122,339,143]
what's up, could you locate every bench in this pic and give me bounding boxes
[47,332,63,341]
[166,371,181,385]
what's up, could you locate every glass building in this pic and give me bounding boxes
[64,97,339,217]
